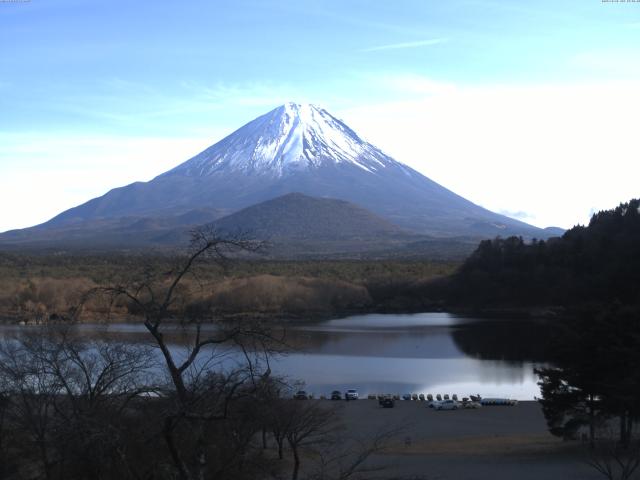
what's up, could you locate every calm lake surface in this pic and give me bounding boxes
[0,312,545,400]
[279,313,544,400]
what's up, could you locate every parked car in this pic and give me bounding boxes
[380,397,395,408]
[330,390,342,400]
[345,389,359,401]
[463,401,482,409]
[293,390,310,400]
[435,399,460,410]
[402,393,412,401]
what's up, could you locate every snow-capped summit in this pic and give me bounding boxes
[165,102,403,177]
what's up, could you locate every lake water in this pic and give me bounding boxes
[0,312,546,400]
[277,313,544,400]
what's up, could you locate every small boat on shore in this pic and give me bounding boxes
[480,398,518,406]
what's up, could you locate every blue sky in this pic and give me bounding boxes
[1,0,639,231]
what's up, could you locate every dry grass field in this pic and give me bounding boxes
[0,253,457,323]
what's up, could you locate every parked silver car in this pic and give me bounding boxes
[434,399,460,410]
[345,389,359,401]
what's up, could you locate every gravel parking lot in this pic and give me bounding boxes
[329,400,602,480]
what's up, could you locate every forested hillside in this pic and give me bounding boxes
[444,199,640,308]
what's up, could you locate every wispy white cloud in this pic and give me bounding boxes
[499,210,534,221]
[18,80,307,138]
[360,38,447,52]
[370,73,457,96]
[570,49,640,78]
[192,81,306,108]
[340,75,640,229]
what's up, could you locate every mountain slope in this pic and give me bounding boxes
[0,209,223,249]
[212,192,407,240]
[1,102,556,249]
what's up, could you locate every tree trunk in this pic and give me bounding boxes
[262,428,267,449]
[37,437,53,480]
[195,449,206,480]
[291,444,300,480]
[163,417,192,480]
[194,427,207,480]
[589,395,595,449]
[146,323,189,401]
[620,413,629,447]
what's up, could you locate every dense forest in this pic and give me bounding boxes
[445,199,640,462]
[536,307,640,442]
[441,199,640,309]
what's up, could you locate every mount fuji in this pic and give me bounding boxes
[0,103,558,253]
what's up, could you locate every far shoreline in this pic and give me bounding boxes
[0,304,570,326]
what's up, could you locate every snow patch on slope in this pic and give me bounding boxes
[166,103,406,178]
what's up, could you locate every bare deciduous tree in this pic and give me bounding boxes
[587,436,640,480]
[0,327,156,480]
[305,424,404,480]
[0,385,15,478]
[0,227,407,480]
[90,227,283,480]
